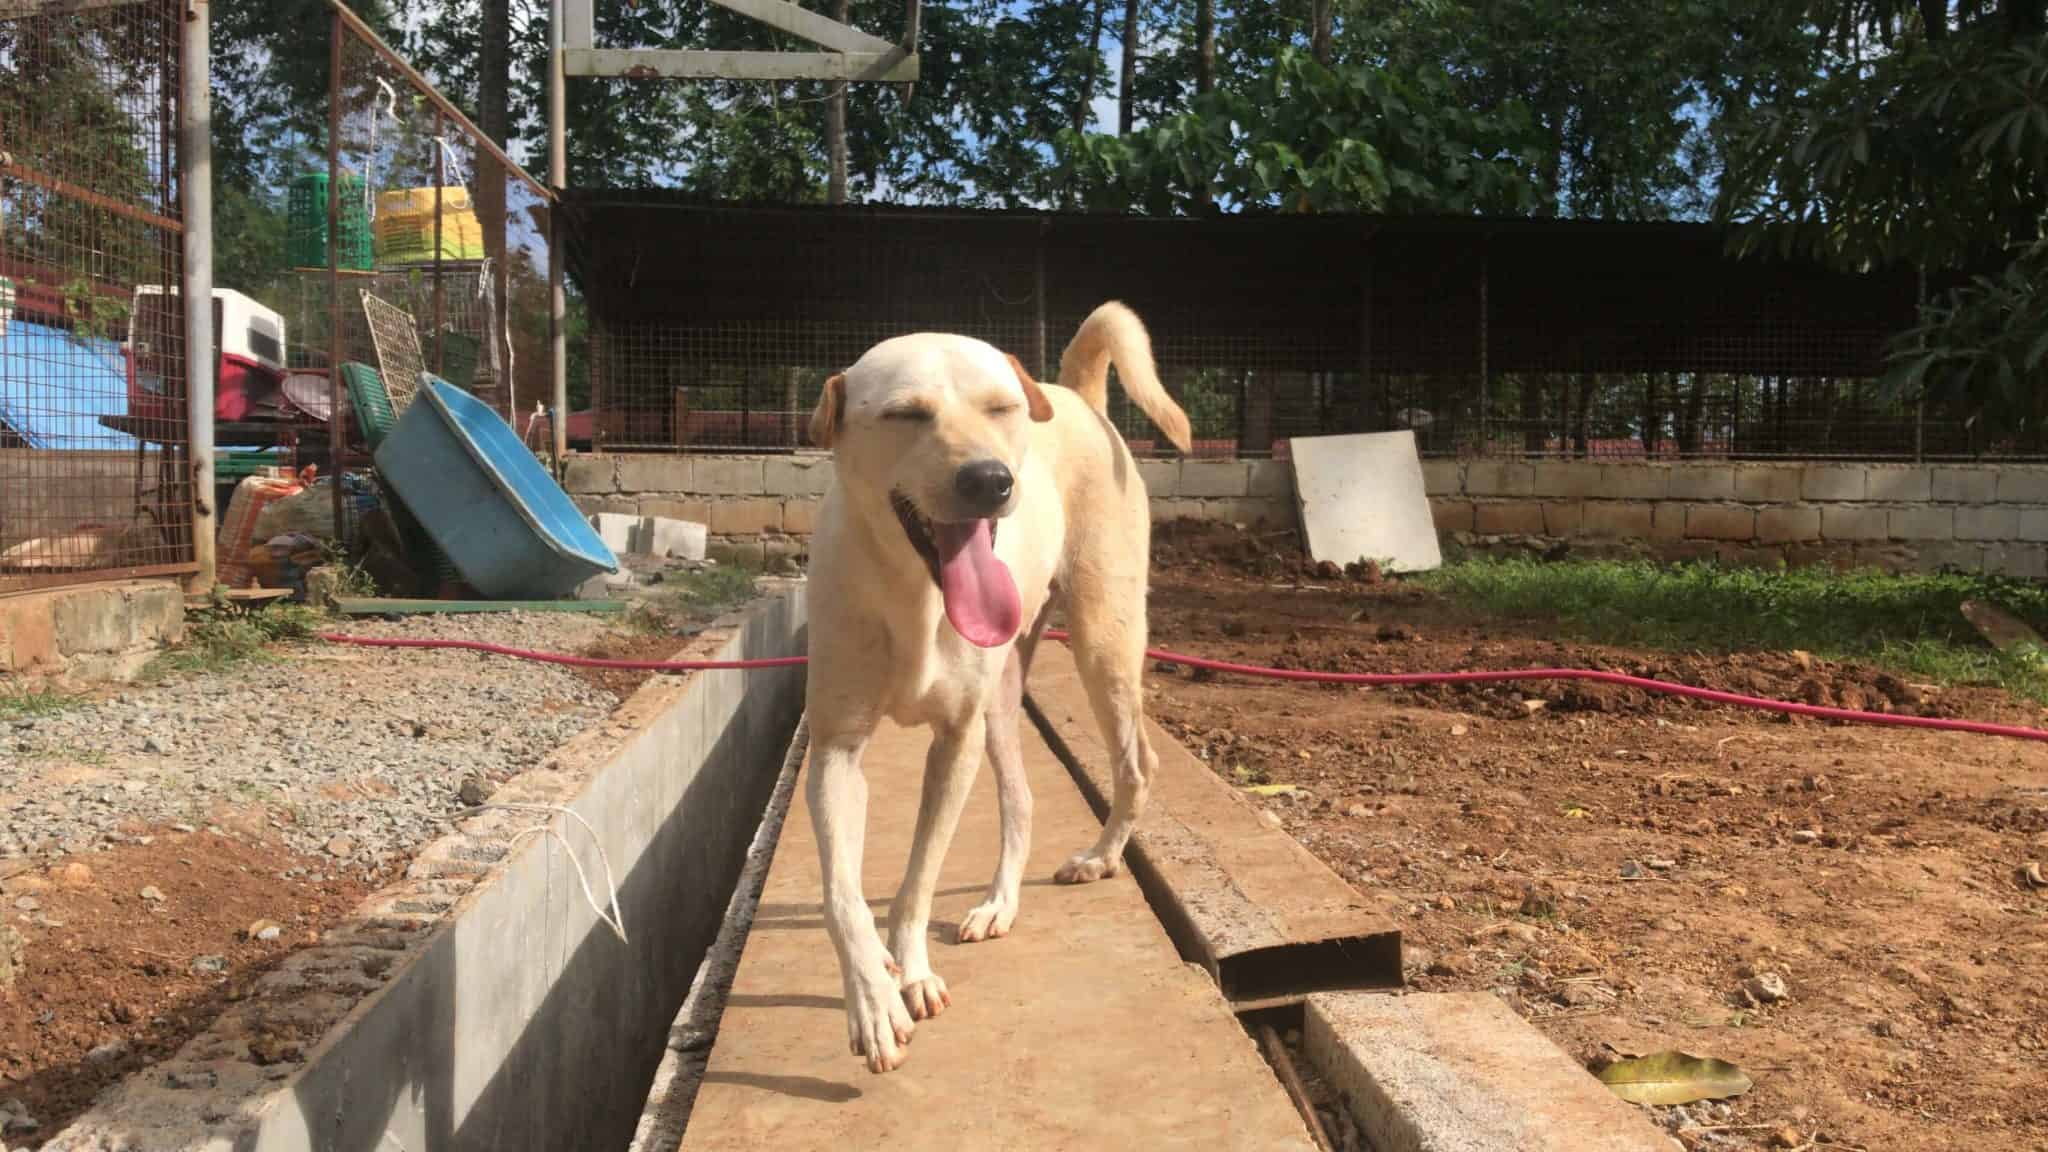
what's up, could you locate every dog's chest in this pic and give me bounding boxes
[878,625,1005,725]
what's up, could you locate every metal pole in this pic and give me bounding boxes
[1358,246,1374,432]
[1914,265,1926,462]
[432,109,445,375]
[181,0,216,591]
[327,9,346,546]
[550,0,568,466]
[1476,245,1490,453]
[1033,218,1048,379]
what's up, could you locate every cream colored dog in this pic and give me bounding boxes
[804,301,1191,1074]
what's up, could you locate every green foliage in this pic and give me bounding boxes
[662,563,761,614]
[0,685,75,721]
[145,603,324,679]
[1054,49,1547,215]
[1420,556,2048,701]
[1717,15,2048,431]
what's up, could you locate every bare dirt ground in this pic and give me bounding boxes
[1144,524,2048,1152]
[0,833,374,1143]
[2,578,752,1145]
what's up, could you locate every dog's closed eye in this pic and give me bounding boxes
[881,404,935,422]
[985,401,1022,417]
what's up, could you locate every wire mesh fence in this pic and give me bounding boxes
[0,0,192,592]
[299,5,556,469]
[562,201,2001,463]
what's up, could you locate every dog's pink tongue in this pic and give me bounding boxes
[932,519,1020,648]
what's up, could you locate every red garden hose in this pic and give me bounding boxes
[318,630,2048,743]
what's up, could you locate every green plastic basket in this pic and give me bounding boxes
[287,172,373,271]
[340,361,396,450]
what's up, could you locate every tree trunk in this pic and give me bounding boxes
[1640,374,1660,459]
[1919,0,1949,38]
[1118,0,1140,135]
[1521,377,1544,455]
[1572,374,1592,458]
[1311,0,1333,63]
[1194,0,1215,208]
[1679,374,1709,454]
[1073,0,1108,136]
[827,0,850,203]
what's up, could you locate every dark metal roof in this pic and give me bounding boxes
[560,192,1916,378]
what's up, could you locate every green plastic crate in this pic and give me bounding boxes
[340,361,396,449]
[287,172,373,271]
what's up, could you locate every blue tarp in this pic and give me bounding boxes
[0,318,137,450]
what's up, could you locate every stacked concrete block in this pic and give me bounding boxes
[573,451,2048,577]
[1437,459,2048,576]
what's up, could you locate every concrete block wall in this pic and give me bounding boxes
[576,453,2048,577]
[0,579,184,679]
[569,453,1298,562]
[1429,460,2048,577]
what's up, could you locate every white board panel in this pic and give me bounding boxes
[1288,431,1443,573]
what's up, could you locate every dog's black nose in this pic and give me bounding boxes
[954,459,1014,515]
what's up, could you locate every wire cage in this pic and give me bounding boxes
[560,198,1958,463]
[0,0,193,592]
[313,6,557,452]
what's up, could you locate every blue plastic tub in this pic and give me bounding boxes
[375,377,617,599]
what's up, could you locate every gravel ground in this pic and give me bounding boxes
[2,612,622,872]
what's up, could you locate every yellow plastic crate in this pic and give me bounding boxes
[374,200,486,264]
[376,186,474,216]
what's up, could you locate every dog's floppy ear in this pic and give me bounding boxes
[810,373,846,448]
[1006,354,1054,423]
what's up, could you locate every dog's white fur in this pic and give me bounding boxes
[803,301,1190,1073]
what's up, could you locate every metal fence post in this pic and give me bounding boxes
[1476,242,1490,454]
[181,0,215,590]
[327,7,345,544]
[550,0,569,466]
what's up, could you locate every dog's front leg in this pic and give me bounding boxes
[960,642,1031,944]
[885,711,986,1021]
[808,734,915,1074]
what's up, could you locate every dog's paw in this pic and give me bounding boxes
[1054,852,1118,885]
[846,958,915,1074]
[956,895,1018,943]
[898,967,951,1021]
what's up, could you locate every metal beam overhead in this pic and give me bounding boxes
[708,0,893,53]
[563,47,917,81]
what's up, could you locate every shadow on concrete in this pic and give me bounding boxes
[723,993,843,1012]
[268,648,804,1152]
[700,1070,862,1105]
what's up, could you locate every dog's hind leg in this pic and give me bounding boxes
[885,709,987,1020]
[959,599,1054,943]
[808,726,915,1073]
[1055,592,1157,886]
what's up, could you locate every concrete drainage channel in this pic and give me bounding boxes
[43,586,808,1152]
[44,579,1671,1152]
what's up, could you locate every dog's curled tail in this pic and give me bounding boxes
[1057,301,1193,455]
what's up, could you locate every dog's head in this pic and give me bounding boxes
[811,333,1053,648]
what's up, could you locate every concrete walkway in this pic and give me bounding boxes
[677,717,1314,1151]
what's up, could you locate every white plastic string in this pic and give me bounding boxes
[463,802,628,943]
[365,77,400,220]
[431,136,468,192]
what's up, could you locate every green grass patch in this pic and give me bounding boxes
[661,563,760,614]
[143,602,325,679]
[1415,556,2048,702]
[0,685,75,720]
[621,562,763,637]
